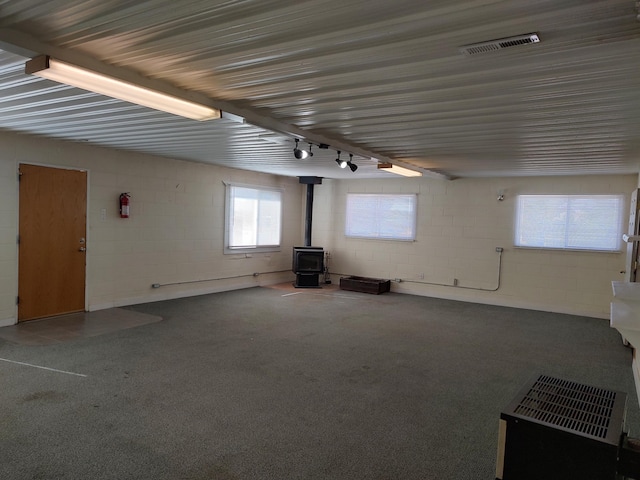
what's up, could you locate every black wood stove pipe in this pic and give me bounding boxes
[299,177,322,247]
[304,183,314,246]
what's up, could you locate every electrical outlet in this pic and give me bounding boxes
[394,278,402,283]
[495,247,504,252]
[453,278,459,286]
[418,273,425,280]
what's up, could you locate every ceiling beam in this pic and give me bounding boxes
[0,28,450,180]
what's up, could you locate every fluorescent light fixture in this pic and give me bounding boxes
[377,162,422,177]
[25,55,221,121]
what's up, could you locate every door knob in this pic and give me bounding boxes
[79,246,86,252]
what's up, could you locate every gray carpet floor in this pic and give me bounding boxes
[1,285,638,479]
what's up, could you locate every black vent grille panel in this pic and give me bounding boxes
[459,33,540,56]
[498,37,538,48]
[511,375,616,440]
[465,44,500,55]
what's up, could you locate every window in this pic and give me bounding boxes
[514,195,624,252]
[345,193,417,241]
[225,183,282,254]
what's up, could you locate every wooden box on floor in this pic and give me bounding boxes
[339,276,391,294]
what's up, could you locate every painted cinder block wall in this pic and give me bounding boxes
[0,130,303,326]
[312,175,637,319]
[0,128,637,325]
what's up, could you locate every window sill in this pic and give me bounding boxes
[513,246,622,254]
[224,247,281,255]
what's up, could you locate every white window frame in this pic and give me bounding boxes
[345,193,417,241]
[224,182,283,254]
[514,194,624,252]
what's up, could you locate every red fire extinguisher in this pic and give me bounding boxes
[119,193,131,218]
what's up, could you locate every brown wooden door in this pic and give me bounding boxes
[18,164,87,321]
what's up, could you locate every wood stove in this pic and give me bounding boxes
[292,246,324,288]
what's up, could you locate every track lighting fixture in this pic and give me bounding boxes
[293,139,309,159]
[347,154,358,172]
[334,151,358,172]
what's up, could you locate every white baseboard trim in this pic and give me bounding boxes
[391,283,608,319]
[88,274,294,313]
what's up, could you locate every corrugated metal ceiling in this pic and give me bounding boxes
[0,0,639,179]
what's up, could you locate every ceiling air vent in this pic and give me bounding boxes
[460,33,540,56]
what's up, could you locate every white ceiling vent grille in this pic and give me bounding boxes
[459,33,540,56]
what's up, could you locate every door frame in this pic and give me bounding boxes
[17,162,90,320]
[626,188,640,283]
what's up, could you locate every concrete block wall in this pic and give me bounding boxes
[1,127,636,324]
[0,139,18,324]
[313,174,637,318]
[0,130,302,325]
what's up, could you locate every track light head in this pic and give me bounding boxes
[293,139,309,160]
[335,151,347,168]
[346,154,358,172]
